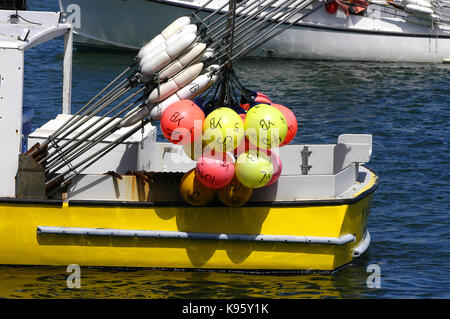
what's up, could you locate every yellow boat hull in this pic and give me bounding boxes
[0,173,377,272]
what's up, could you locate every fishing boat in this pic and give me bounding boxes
[58,0,450,62]
[0,5,378,273]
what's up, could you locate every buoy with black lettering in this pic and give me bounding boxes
[179,169,216,206]
[195,153,235,189]
[175,68,219,101]
[271,103,297,146]
[217,176,253,207]
[244,104,288,149]
[148,69,218,121]
[234,112,254,155]
[202,107,245,152]
[235,150,273,188]
[160,100,205,145]
[265,149,282,186]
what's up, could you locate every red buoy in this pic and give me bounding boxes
[271,103,298,146]
[160,100,204,145]
[325,1,338,14]
[265,149,282,186]
[255,92,272,104]
[195,153,235,189]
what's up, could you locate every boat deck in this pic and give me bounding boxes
[0,10,71,49]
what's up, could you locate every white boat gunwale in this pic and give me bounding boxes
[0,172,377,207]
[66,176,377,207]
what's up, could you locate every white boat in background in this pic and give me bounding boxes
[58,0,450,62]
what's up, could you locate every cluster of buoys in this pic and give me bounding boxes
[160,92,298,207]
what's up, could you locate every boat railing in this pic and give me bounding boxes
[63,134,373,202]
[0,9,73,198]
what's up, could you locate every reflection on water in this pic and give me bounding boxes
[0,262,376,299]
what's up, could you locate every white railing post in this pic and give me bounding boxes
[62,27,73,115]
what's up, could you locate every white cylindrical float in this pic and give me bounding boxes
[405,4,434,16]
[147,62,204,103]
[403,0,432,8]
[137,16,191,60]
[139,24,198,68]
[159,43,207,80]
[140,33,198,76]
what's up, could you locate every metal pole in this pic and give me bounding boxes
[202,0,262,36]
[208,0,281,48]
[41,85,132,156]
[46,118,151,195]
[43,87,146,171]
[212,0,307,58]
[41,66,133,149]
[231,0,328,60]
[217,0,238,106]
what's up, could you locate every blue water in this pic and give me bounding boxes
[1,0,449,299]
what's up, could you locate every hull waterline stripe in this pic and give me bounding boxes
[37,226,356,245]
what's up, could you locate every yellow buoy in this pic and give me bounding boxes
[235,150,274,188]
[217,176,253,207]
[245,104,288,149]
[179,169,216,206]
[202,107,244,153]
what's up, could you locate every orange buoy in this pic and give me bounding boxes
[254,92,271,104]
[271,103,298,146]
[240,91,271,110]
[265,149,282,186]
[160,100,204,145]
